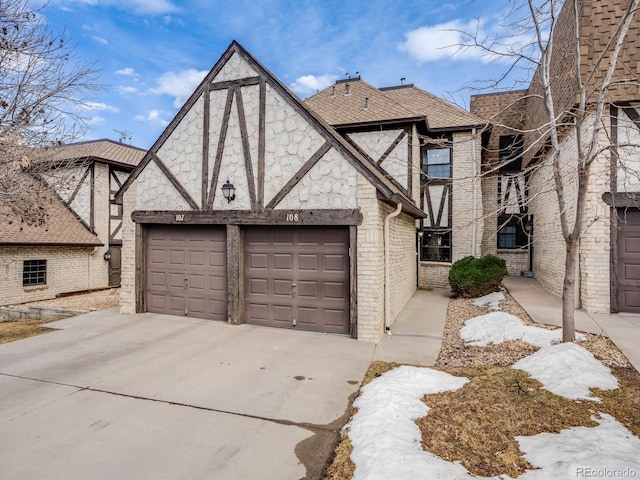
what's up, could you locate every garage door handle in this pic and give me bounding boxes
[184,277,188,289]
[292,283,297,297]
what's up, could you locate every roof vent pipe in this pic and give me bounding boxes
[401,77,406,85]
[345,83,350,95]
[331,86,335,96]
[364,97,369,109]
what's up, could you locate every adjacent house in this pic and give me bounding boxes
[304,76,485,288]
[471,0,640,314]
[0,139,145,306]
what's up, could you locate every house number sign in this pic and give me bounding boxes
[285,213,299,222]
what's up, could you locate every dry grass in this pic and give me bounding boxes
[0,320,55,344]
[322,291,640,480]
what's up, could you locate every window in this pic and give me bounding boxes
[421,231,451,262]
[499,135,523,172]
[497,216,529,249]
[422,147,451,178]
[23,260,47,286]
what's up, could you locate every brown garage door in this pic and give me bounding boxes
[618,209,640,313]
[146,225,227,320]
[244,226,350,334]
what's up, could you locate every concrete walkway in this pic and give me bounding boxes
[503,276,640,373]
[373,288,450,366]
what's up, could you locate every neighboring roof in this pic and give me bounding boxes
[42,139,146,169]
[304,79,425,128]
[304,79,484,131]
[383,85,485,131]
[117,41,426,219]
[0,175,102,247]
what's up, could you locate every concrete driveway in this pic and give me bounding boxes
[0,309,376,480]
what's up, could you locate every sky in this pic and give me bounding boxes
[31,0,532,149]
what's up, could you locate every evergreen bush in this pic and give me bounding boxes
[448,254,508,298]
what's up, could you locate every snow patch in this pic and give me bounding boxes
[461,312,586,348]
[512,342,618,401]
[346,366,485,480]
[516,413,640,479]
[472,291,505,311]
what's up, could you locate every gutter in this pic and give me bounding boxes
[384,202,403,334]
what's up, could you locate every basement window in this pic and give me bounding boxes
[23,260,47,286]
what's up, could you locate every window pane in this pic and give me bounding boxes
[421,231,451,262]
[497,217,528,249]
[422,148,451,178]
[23,260,47,286]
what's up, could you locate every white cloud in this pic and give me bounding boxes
[115,67,140,80]
[118,85,139,95]
[399,20,488,63]
[151,69,208,108]
[57,0,178,14]
[92,36,109,45]
[135,109,169,127]
[290,74,338,96]
[86,115,106,126]
[81,101,119,113]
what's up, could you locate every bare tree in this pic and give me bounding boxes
[0,0,98,225]
[467,0,640,341]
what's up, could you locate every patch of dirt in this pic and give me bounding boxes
[0,320,54,344]
[17,288,120,311]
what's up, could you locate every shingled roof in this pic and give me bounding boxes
[42,139,146,168]
[304,78,424,127]
[382,85,484,131]
[304,79,484,131]
[0,175,102,246]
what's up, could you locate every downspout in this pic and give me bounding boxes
[385,202,403,333]
[471,128,478,257]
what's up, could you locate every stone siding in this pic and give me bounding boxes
[528,113,611,313]
[418,262,451,288]
[355,173,385,341]
[119,183,137,315]
[0,246,97,306]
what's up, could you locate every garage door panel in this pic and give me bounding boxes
[274,279,293,296]
[622,290,640,308]
[249,278,268,295]
[325,309,347,328]
[188,274,205,291]
[169,249,185,264]
[188,250,205,266]
[324,281,346,299]
[210,252,225,267]
[298,307,318,325]
[274,254,293,270]
[298,281,317,298]
[325,254,346,271]
[145,225,227,321]
[624,237,640,254]
[249,253,268,269]
[244,226,350,334]
[299,255,318,270]
[273,305,293,322]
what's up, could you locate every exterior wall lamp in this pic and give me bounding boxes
[221,179,236,203]
[104,250,112,262]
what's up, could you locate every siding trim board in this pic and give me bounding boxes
[132,209,364,226]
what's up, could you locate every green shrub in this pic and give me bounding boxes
[448,254,508,298]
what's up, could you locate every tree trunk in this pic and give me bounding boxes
[562,241,578,342]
